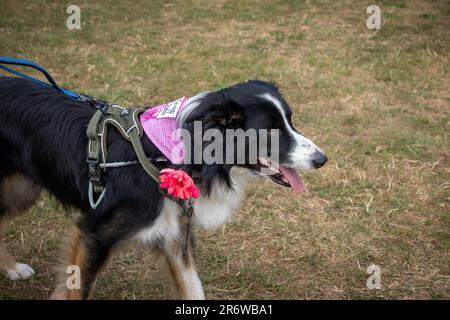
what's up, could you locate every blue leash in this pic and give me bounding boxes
[0,56,81,100]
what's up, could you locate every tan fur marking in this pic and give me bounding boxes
[166,255,189,298]
[51,228,86,300]
[164,239,196,299]
[0,217,17,271]
[0,174,42,216]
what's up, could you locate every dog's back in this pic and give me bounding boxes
[0,77,97,204]
[0,76,94,145]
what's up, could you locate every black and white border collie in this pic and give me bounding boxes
[0,77,327,299]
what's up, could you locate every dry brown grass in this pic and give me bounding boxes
[0,0,449,299]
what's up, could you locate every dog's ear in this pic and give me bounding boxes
[184,92,244,129]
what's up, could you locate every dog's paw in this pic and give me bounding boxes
[5,263,35,281]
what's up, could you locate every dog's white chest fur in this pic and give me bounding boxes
[135,168,253,246]
[192,167,252,230]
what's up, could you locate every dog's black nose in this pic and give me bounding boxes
[312,152,328,169]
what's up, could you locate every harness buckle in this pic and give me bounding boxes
[87,157,102,184]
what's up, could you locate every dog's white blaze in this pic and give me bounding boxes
[134,168,252,243]
[134,199,181,245]
[259,93,320,170]
[193,167,252,230]
[177,92,209,125]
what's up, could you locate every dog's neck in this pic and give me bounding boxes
[192,166,254,230]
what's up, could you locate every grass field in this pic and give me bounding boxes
[0,0,449,299]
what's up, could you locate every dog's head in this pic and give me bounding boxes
[179,80,327,193]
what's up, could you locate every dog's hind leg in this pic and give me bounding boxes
[51,221,122,300]
[0,174,42,280]
[163,231,205,300]
[51,226,86,300]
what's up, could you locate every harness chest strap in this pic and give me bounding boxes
[86,110,105,194]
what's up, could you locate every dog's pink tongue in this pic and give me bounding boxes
[279,166,305,193]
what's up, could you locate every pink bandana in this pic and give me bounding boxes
[140,96,187,164]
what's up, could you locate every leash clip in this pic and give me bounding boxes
[88,99,109,115]
[183,199,194,217]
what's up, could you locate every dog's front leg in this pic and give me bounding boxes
[163,232,205,300]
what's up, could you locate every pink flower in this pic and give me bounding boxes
[159,169,199,200]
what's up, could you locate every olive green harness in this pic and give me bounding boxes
[85,102,194,251]
[85,103,191,214]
